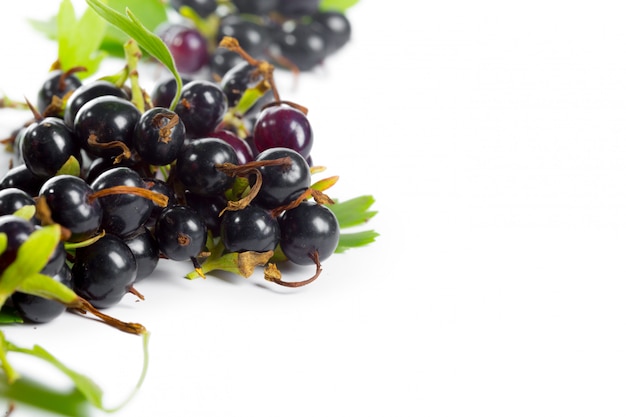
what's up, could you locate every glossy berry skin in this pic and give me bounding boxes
[21,117,81,178]
[0,187,36,217]
[220,61,263,108]
[133,107,186,166]
[37,69,82,114]
[174,80,228,139]
[312,11,351,55]
[184,191,227,236]
[12,263,72,324]
[253,105,313,158]
[123,226,160,282]
[71,234,137,309]
[209,49,245,79]
[269,22,327,71]
[73,95,141,159]
[210,130,254,164]
[154,205,207,261]
[144,178,177,225]
[175,138,238,196]
[220,205,280,253]
[218,16,271,59]
[157,23,209,74]
[0,164,47,197]
[254,147,311,209]
[38,175,103,243]
[150,76,192,109]
[90,167,153,237]
[64,80,129,130]
[278,200,339,265]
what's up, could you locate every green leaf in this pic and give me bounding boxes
[98,0,168,57]
[0,331,151,414]
[327,195,377,228]
[56,155,81,177]
[0,306,23,324]
[335,230,379,253]
[85,0,182,110]
[56,0,108,79]
[0,232,6,255]
[319,0,360,13]
[0,225,61,307]
[0,376,90,417]
[16,273,79,306]
[11,344,105,409]
[12,205,36,221]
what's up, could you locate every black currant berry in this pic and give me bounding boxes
[0,164,47,197]
[12,263,72,324]
[37,69,83,115]
[64,80,129,130]
[184,191,227,236]
[90,167,154,237]
[71,234,137,309]
[0,187,36,217]
[38,175,103,243]
[220,205,280,253]
[175,138,239,196]
[150,75,192,109]
[21,117,81,178]
[253,147,311,209]
[154,205,208,261]
[278,200,340,265]
[218,15,271,59]
[174,80,228,139]
[133,107,186,166]
[123,226,160,283]
[253,105,313,158]
[73,95,141,160]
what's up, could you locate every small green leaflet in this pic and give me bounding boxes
[0,330,151,416]
[0,224,61,308]
[319,0,360,13]
[56,0,107,78]
[328,195,379,252]
[85,0,183,110]
[328,195,377,228]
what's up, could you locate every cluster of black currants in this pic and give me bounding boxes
[158,0,352,77]
[0,43,341,325]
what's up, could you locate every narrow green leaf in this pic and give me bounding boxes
[319,0,360,13]
[327,195,377,228]
[1,331,150,414]
[17,273,78,305]
[7,343,104,408]
[0,225,61,305]
[0,232,6,255]
[335,230,380,253]
[0,376,90,417]
[99,0,168,57]
[12,205,36,221]
[85,0,182,110]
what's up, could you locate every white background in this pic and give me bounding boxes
[2,1,626,416]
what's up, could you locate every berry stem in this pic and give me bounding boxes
[69,297,147,335]
[264,251,323,287]
[89,185,169,207]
